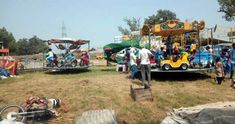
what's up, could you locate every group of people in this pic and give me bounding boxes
[215,43,235,88]
[46,48,90,67]
[128,46,153,88]
[46,48,76,67]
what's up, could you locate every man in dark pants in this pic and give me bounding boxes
[139,46,152,88]
[230,43,235,79]
[230,43,235,88]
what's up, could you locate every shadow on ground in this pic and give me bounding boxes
[135,72,212,82]
[151,72,212,81]
[45,68,91,75]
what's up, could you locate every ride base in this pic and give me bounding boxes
[44,64,91,71]
[150,68,213,73]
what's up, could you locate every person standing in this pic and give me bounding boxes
[230,43,235,79]
[129,48,137,80]
[125,49,130,72]
[139,46,153,88]
[155,47,164,67]
[215,57,225,85]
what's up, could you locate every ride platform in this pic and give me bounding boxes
[44,64,91,72]
[150,68,213,73]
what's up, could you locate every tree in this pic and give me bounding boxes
[0,27,17,53]
[16,38,30,55]
[16,36,48,55]
[145,9,177,25]
[218,0,235,21]
[118,17,141,35]
[28,36,48,54]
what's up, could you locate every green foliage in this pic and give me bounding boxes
[16,35,48,55]
[118,27,130,35]
[118,17,141,35]
[16,38,30,55]
[0,27,16,53]
[145,9,177,25]
[218,0,235,21]
[0,27,48,55]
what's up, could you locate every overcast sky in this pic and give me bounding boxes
[0,0,234,48]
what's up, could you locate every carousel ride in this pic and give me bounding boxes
[45,37,90,70]
[142,20,213,72]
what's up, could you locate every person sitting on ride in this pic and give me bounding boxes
[206,46,212,54]
[189,49,197,67]
[65,49,74,61]
[80,51,89,66]
[46,48,54,62]
[173,46,179,62]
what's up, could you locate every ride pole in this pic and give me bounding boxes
[198,28,201,69]
[170,35,172,57]
[211,28,214,54]
[148,26,151,50]
[88,40,90,51]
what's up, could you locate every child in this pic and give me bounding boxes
[215,57,225,85]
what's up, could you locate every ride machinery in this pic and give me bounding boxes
[47,37,90,69]
[142,20,205,70]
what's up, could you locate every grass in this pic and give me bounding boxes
[0,66,235,124]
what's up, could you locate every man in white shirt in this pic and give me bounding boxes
[130,47,137,80]
[139,46,153,88]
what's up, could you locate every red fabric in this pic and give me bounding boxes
[81,54,89,65]
[0,49,9,53]
[0,59,17,75]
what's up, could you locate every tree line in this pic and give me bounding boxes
[1,0,233,55]
[0,27,48,55]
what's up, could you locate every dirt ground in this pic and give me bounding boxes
[0,66,235,124]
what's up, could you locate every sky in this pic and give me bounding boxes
[0,0,234,48]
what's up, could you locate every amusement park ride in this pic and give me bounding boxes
[46,37,91,70]
[104,19,214,73]
[141,20,214,72]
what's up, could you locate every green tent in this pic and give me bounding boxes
[103,37,141,62]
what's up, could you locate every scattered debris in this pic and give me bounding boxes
[130,85,153,101]
[75,109,118,124]
[161,101,235,124]
[0,96,62,123]
[0,119,24,124]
